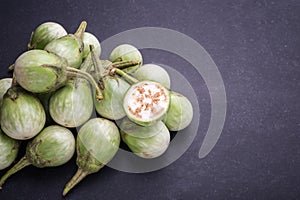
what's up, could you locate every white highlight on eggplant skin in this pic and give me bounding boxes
[1,107,45,140]
[45,126,75,164]
[45,22,67,38]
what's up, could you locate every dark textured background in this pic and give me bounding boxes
[0,0,300,199]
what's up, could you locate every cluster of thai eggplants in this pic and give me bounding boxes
[0,21,193,196]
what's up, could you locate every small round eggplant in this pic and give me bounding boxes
[82,32,101,59]
[0,125,75,188]
[120,118,170,159]
[44,21,86,69]
[28,22,67,50]
[1,87,46,140]
[14,49,68,93]
[49,79,93,127]
[63,118,120,196]
[133,64,171,89]
[163,92,193,131]
[109,44,142,73]
[94,76,130,120]
[13,49,103,100]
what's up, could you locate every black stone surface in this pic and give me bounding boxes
[0,0,299,199]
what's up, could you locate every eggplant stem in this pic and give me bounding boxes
[112,60,141,69]
[0,156,31,189]
[63,168,89,196]
[79,52,93,73]
[90,45,106,89]
[110,68,139,85]
[27,31,35,50]
[8,64,14,71]
[67,71,91,80]
[11,73,18,88]
[74,21,87,39]
[91,45,105,75]
[66,67,103,100]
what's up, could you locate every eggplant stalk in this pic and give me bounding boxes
[65,67,102,100]
[0,156,31,189]
[112,60,141,69]
[110,68,139,85]
[74,21,87,39]
[63,168,89,196]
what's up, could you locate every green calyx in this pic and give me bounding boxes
[26,125,75,168]
[44,21,86,69]
[44,34,83,69]
[14,49,68,93]
[76,138,105,173]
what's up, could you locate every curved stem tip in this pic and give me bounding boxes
[0,156,31,189]
[74,21,87,39]
[63,168,89,196]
